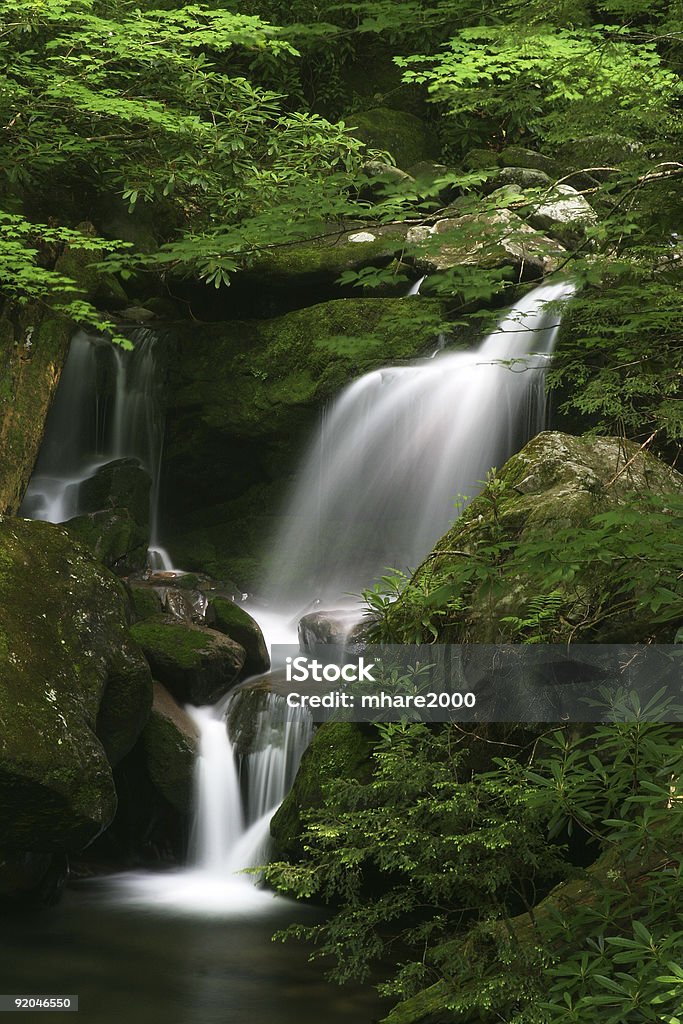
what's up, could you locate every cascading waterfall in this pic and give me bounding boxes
[266,280,574,609]
[20,328,174,570]
[23,283,573,913]
[172,280,574,911]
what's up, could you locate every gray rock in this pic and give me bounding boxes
[526,185,598,247]
[413,210,565,278]
[498,147,560,177]
[495,167,553,190]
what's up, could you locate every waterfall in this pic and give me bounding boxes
[35,283,573,913]
[116,691,312,914]
[188,692,312,878]
[20,328,174,570]
[266,280,574,608]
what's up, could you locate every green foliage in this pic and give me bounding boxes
[549,264,683,446]
[397,21,681,154]
[266,715,683,1023]
[365,464,683,646]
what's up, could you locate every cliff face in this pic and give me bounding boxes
[0,307,72,515]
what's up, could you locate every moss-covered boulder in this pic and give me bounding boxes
[498,147,560,177]
[129,619,246,704]
[0,308,73,515]
[270,722,375,858]
[206,598,269,678]
[140,682,198,814]
[0,517,152,856]
[77,458,150,525]
[65,507,149,574]
[386,432,682,644]
[526,185,598,247]
[348,107,440,169]
[126,581,164,622]
[493,167,553,191]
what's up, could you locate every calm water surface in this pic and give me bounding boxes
[0,877,385,1024]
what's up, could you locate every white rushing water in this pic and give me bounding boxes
[20,328,174,570]
[116,692,312,915]
[266,280,574,608]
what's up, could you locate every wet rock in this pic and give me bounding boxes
[127,581,164,622]
[129,619,246,704]
[76,457,151,527]
[526,184,598,247]
[0,309,73,515]
[206,598,270,678]
[0,518,152,856]
[298,609,363,657]
[270,723,375,858]
[65,507,148,574]
[141,682,199,814]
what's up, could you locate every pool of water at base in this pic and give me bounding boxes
[0,877,386,1024]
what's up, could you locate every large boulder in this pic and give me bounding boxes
[76,457,150,525]
[498,147,560,177]
[140,682,199,814]
[386,432,682,644]
[128,619,246,704]
[64,458,151,574]
[348,107,440,169]
[206,598,270,678]
[65,508,149,574]
[526,185,598,247]
[0,518,152,856]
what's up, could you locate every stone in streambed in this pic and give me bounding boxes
[129,619,246,704]
[140,682,198,814]
[206,598,270,677]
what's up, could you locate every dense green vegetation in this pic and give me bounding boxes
[1,0,682,1021]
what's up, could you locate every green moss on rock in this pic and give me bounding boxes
[0,517,152,854]
[129,619,246,704]
[270,722,375,858]
[0,309,73,515]
[348,107,440,169]
[387,431,683,644]
[206,598,270,677]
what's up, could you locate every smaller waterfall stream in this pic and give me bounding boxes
[20,328,174,570]
[117,692,312,914]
